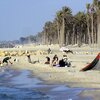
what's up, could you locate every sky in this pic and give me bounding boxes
[0,0,92,41]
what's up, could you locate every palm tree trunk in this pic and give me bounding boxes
[57,22,60,44]
[66,32,68,45]
[72,25,75,45]
[60,18,65,46]
[91,15,94,47]
[43,32,46,44]
[97,14,100,48]
[87,18,91,46]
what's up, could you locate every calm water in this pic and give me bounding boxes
[0,67,97,100]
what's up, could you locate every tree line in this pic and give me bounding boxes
[20,0,100,47]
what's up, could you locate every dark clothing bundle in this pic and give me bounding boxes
[59,58,71,67]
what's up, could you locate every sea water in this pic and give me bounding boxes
[0,67,96,100]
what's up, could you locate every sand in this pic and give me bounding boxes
[0,44,98,89]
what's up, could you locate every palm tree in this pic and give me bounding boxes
[43,21,52,45]
[56,10,63,45]
[74,12,87,46]
[91,0,100,47]
[51,20,58,44]
[61,6,72,46]
[94,0,100,48]
[90,4,95,47]
[86,3,91,46]
[56,6,72,46]
[43,21,58,45]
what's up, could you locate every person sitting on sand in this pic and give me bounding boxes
[59,55,71,67]
[45,56,50,64]
[52,54,59,66]
[2,56,12,65]
[26,51,40,64]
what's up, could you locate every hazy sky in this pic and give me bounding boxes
[0,0,92,41]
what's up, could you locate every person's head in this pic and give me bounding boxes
[63,55,67,59]
[54,54,57,57]
[27,51,28,53]
[53,55,58,61]
[63,55,67,57]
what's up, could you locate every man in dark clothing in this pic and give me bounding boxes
[59,55,71,67]
[3,57,12,65]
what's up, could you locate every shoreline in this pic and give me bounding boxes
[10,58,100,88]
[1,45,100,89]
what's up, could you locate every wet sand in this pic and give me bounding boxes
[0,67,95,100]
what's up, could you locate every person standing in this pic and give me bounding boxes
[26,52,32,63]
[47,48,51,54]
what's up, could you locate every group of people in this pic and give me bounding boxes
[45,54,71,67]
[0,54,71,68]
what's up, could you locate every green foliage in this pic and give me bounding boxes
[18,1,100,46]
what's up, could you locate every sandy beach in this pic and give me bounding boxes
[0,44,99,88]
[0,44,100,99]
